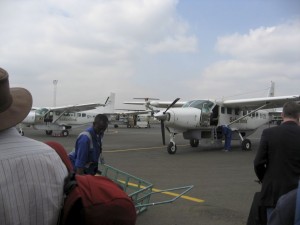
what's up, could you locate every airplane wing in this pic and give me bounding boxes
[49,103,105,113]
[123,101,186,108]
[123,101,146,106]
[223,95,300,109]
[113,109,153,115]
[149,101,186,108]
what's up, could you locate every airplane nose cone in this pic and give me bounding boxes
[154,111,168,121]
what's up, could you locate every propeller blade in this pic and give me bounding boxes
[164,98,180,113]
[161,120,165,145]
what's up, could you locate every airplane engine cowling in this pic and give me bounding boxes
[164,108,202,129]
[22,111,36,125]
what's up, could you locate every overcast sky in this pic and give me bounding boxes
[1,0,299,108]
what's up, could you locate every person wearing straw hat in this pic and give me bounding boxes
[0,68,68,225]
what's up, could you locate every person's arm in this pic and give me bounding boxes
[254,130,268,182]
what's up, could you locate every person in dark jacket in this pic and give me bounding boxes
[267,186,297,225]
[254,101,300,221]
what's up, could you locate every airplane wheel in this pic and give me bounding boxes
[114,124,118,128]
[190,139,199,147]
[167,142,177,154]
[19,130,24,136]
[62,130,69,137]
[242,139,252,151]
[46,130,53,135]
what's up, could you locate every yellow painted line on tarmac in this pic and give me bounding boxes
[151,187,204,203]
[119,180,204,203]
[103,144,190,153]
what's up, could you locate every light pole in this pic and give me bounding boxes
[53,80,58,107]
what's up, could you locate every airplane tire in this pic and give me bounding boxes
[167,142,177,154]
[19,131,24,136]
[46,130,53,135]
[190,139,199,147]
[62,130,69,137]
[242,139,252,151]
[114,124,118,128]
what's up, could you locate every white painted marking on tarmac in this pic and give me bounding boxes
[122,181,204,203]
[103,144,190,153]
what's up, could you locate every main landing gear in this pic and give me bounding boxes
[241,138,251,150]
[237,131,252,151]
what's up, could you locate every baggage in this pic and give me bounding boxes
[247,192,267,225]
[45,141,137,225]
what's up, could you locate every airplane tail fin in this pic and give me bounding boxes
[268,81,275,97]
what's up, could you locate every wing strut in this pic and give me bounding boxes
[228,103,269,126]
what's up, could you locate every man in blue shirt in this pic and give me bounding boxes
[69,114,109,175]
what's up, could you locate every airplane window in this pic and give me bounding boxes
[221,107,225,114]
[235,108,240,115]
[227,108,232,114]
[190,100,214,110]
[182,100,196,108]
[82,113,86,117]
[77,113,81,117]
[36,108,49,116]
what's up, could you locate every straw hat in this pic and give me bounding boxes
[0,68,32,131]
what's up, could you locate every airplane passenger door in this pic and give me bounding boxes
[200,103,210,127]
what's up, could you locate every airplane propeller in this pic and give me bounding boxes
[160,98,180,145]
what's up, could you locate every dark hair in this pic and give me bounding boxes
[94,114,109,123]
[282,101,300,120]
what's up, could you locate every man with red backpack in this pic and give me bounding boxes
[46,141,137,225]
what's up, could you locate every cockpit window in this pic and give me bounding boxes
[182,100,214,110]
[35,108,49,116]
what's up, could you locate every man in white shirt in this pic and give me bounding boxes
[0,68,68,225]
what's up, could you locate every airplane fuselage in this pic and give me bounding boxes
[22,108,97,131]
[156,99,270,142]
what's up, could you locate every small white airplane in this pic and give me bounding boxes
[20,93,151,136]
[20,101,108,137]
[153,82,300,154]
[124,97,186,112]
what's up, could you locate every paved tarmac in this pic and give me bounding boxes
[22,123,273,225]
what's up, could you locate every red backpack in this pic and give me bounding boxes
[45,141,137,225]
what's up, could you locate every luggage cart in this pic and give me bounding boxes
[100,164,193,215]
